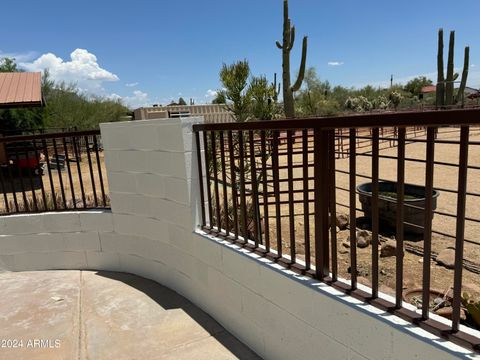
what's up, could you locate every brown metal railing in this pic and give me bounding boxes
[193,108,480,352]
[0,130,109,215]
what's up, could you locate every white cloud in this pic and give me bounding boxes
[205,89,217,98]
[111,90,151,109]
[0,50,38,63]
[125,82,139,87]
[20,48,119,93]
[328,61,344,66]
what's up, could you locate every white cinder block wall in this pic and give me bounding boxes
[0,117,478,360]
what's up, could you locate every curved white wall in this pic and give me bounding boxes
[0,117,477,360]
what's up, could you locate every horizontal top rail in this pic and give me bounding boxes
[0,129,101,143]
[193,108,480,132]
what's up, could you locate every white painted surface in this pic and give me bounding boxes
[0,116,478,359]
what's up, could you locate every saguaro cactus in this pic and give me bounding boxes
[272,73,281,103]
[276,0,308,118]
[445,31,456,106]
[436,29,445,107]
[457,46,470,105]
[436,29,470,107]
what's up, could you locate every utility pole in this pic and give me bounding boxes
[390,75,393,88]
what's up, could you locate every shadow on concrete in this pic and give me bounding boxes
[95,270,261,359]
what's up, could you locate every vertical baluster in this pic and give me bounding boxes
[329,129,338,281]
[261,131,270,252]
[195,131,206,228]
[395,127,406,308]
[72,136,86,208]
[210,131,221,233]
[203,131,213,229]
[371,128,380,298]
[287,130,296,263]
[84,136,98,208]
[302,129,311,270]
[452,126,469,332]
[228,131,239,239]
[422,127,436,320]
[219,131,230,236]
[0,154,10,213]
[238,131,248,242]
[13,142,29,212]
[32,139,47,210]
[349,128,357,289]
[23,142,38,212]
[93,136,107,206]
[42,139,57,210]
[314,129,330,279]
[249,130,260,247]
[62,137,76,209]
[272,130,282,258]
[52,138,67,209]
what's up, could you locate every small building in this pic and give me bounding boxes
[0,72,44,164]
[420,85,437,94]
[133,104,234,124]
[0,72,43,108]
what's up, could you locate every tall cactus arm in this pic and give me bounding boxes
[457,46,470,104]
[436,29,445,107]
[288,26,296,51]
[291,36,308,92]
[445,31,455,105]
[276,41,283,49]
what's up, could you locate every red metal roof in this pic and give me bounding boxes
[421,85,437,94]
[0,72,43,108]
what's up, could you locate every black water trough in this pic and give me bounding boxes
[357,181,440,235]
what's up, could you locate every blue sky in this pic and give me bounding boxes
[1,0,479,108]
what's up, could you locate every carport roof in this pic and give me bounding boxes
[0,72,43,108]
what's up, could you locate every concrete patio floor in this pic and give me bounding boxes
[0,270,260,360]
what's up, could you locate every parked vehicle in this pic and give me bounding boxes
[2,141,46,175]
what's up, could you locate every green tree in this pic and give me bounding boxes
[178,97,187,105]
[404,76,433,97]
[212,92,226,104]
[218,60,251,122]
[296,67,339,116]
[247,76,276,120]
[0,57,19,72]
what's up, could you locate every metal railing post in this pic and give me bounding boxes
[314,128,330,279]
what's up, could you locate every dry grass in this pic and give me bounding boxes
[0,152,109,214]
[259,126,480,297]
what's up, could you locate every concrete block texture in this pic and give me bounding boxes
[62,232,101,252]
[109,192,152,217]
[0,115,475,360]
[135,173,166,198]
[3,213,45,235]
[108,171,138,193]
[0,233,64,254]
[156,124,185,152]
[79,211,114,233]
[116,150,149,173]
[128,124,162,151]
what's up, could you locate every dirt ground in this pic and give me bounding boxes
[261,126,480,300]
[0,151,109,213]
